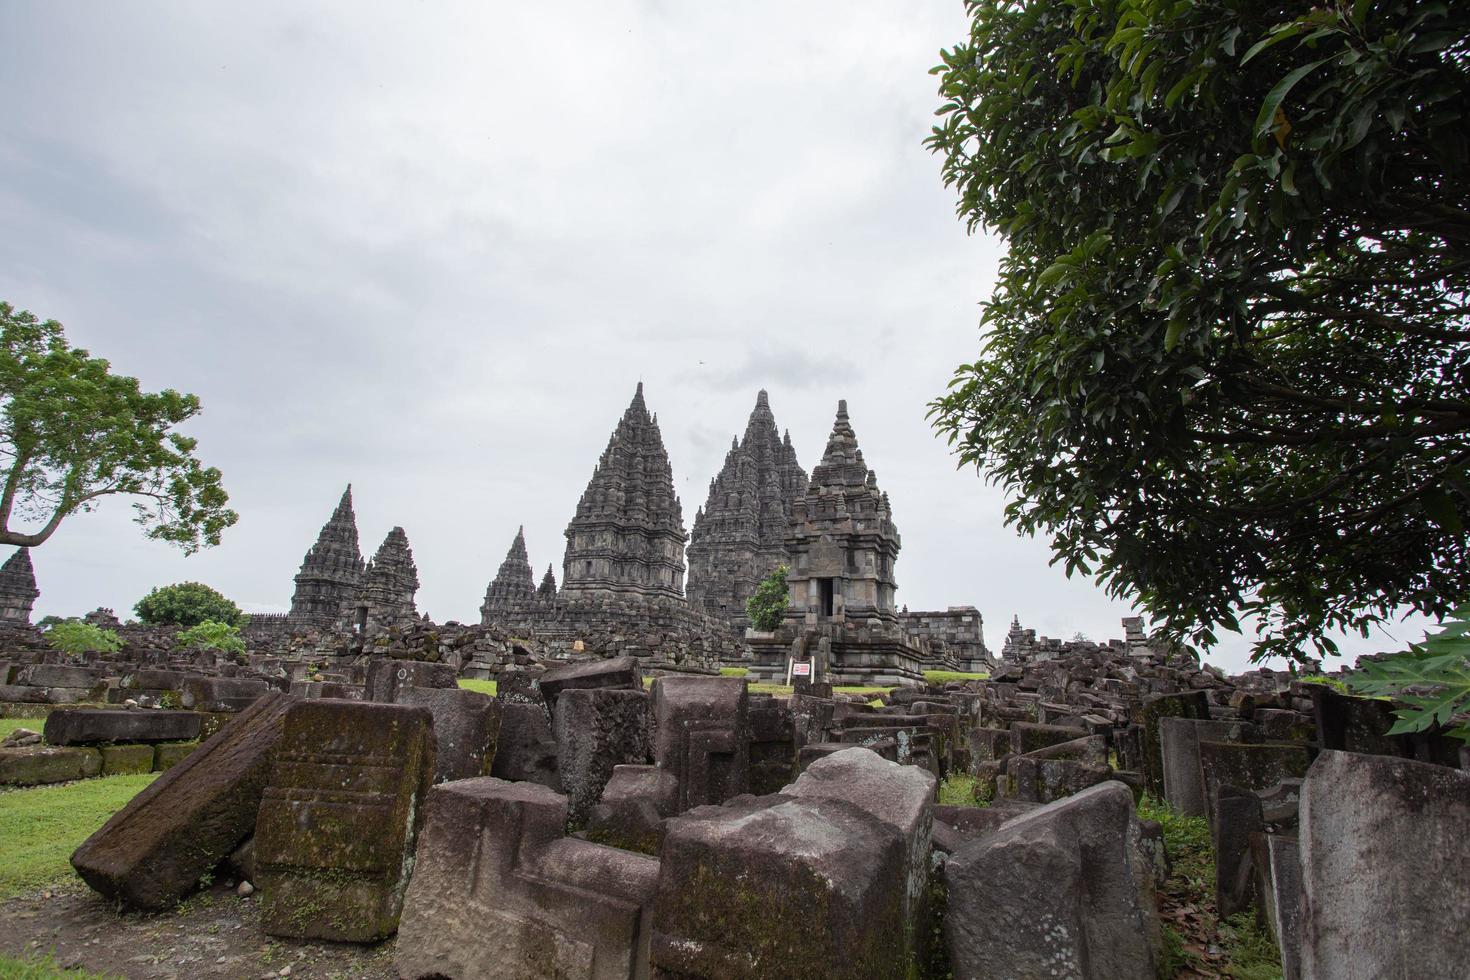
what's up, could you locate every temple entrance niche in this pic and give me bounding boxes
[818,578,835,617]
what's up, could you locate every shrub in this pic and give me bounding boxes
[45,621,121,657]
[745,565,789,632]
[134,582,244,628]
[175,619,245,655]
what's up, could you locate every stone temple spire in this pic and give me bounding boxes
[783,400,901,626]
[562,383,687,598]
[537,564,557,601]
[289,485,365,626]
[480,526,537,625]
[0,547,40,624]
[351,526,419,627]
[686,389,808,630]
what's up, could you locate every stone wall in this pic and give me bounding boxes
[899,606,993,672]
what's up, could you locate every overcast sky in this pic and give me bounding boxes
[0,3,1423,672]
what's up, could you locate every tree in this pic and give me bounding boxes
[1348,605,1470,745]
[176,619,246,656]
[746,565,790,632]
[135,582,244,628]
[46,620,121,658]
[928,0,1470,661]
[0,303,237,553]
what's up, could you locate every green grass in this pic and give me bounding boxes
[0,953,118,979]
[937,774,977,807]
[922,670,989,684]
[456,678,497,696]
[1296,674,1350,694]
[0,772,158,899]
[0,718,45,742]
[718,667,748,677]
[1138,795,1283,979]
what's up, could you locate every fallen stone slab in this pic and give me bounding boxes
[1159,717,1258,818]
[256,699,436,942]
[396,777,659,980]
[1299,750,1470,979]
[491,700,560,790]
[945,781,1159,980]
[71,692,293,909]
[1133,690,1209,796]
[364,658,456,703]
[650,676,749,812]
[179,676,269,712]
[538,655,641,707]
[44,708,202,746]
[652,793,910,979]
[584,763,679,855]
[1197,741,1311,827]
[0,745,102,785]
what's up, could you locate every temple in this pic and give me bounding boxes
[0,547,39,624]
[479,527,536,625]
[288,486,365,626]
[561,383,687,599]
[348,526,420,631]
[748,400,989,683]
[685,390,808,632]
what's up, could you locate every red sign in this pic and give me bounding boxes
[792,662,812,677]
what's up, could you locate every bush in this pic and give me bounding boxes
[44,621,121,657]
[745,565,789,632]
[175,619,244,655]
[134,582,243,628]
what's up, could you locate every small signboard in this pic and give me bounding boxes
[791,661,812,677]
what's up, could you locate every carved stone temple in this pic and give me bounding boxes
[686,390,808,632]
[561,382,687,600]
[288,486,365,627]
[748,401,989,684]
[480,526,536,625]
[0,547,40,624]
[347,526,421,632]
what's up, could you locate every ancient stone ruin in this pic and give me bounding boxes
[0,547,39,623]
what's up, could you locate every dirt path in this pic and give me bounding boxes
[0,881,396,980]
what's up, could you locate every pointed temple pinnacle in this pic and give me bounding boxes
[756,389,769,407]
[836,399,849,419]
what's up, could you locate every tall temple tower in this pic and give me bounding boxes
[562,383,687,599]
[289,486,365,626]
[783,400,900,627]
[480,526,536,625]
[350,526,419,629]
[686,390,808,630]
[0,547,39,624]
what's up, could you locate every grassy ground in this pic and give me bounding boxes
[1138,795,1283,979]
[937,774,978,807]
[922,670,989,684]
[0,773,157,900]
[456,678,497,696]
[0,719,45,743]
[0,953,117,979]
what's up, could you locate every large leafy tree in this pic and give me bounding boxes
[135,581,245,628]
[0,303,237,552]
[928,0,1469,660]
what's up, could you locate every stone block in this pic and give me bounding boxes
[397,686,501,783]
[585,763,679,855]
[17,664,104,689]
[0,745,102,785]
[1253,831,1302,980]
[747,696,795,795]
[44,708,202,745]
[100,743,155,775]
[396,777,659,980]
[1006,755,1113,804]
[787,746,935,959]
[1213,783,1263,920]
[553,687,650,827]
[0,683,47,703]
[650,675,748,812]
[1159,717,1258,818]
[652,793,911,979]
[179,676,270,712]
[256,700,436,942]
[1133,690,1209,796]
[945,781,1158,980]
[365,658,456,703]
[1299,751,1470,979]
[491,700,560,790]
[538,655,641,707]
[1010,720,1086,755]
[71,691,293,910]
[1197,741,1311,827]
[152,741,198,771]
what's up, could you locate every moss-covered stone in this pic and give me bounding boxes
[0,745,102,785]
[152,741,198,771]
[100,743,155,776]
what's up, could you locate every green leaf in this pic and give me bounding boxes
[1254,60,1328,140]
[1164,320,1185,351]
[1422,490,1464,533]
